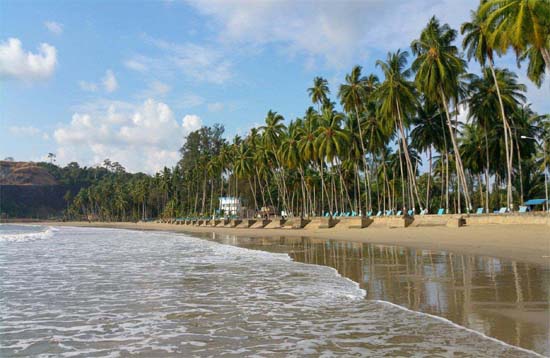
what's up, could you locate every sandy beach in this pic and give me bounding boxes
[37,221,550,266]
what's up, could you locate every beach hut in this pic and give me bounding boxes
[523,199,549,212]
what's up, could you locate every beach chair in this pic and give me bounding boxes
[344,212,350,217]
[437,208,445,216]
[376,211,382,217]
[420,209,428,215]
[385,210,393,216]
[407,209,414,216]
[476,207,484,215]
[518,206,528,213]
[352,211,358,217]
[324,212,329,217]
[366,211,372,217]
[498,207,508,214]
[396,210,402,216]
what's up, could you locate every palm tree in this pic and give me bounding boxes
[308,77,330,111]
[338,65,372,213]
[411,99,446,211]
[280,119,309,216]
[260,110,289,214]
[462,8,517,210]
[467,67,526,209]
[411,16,472,212]
[461,123,487,210]
[479,0,550,78]
[376,50,424,212]
[314,108,350,214]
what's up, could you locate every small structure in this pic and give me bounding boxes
[219,196,242,216]
[523,199,549,212]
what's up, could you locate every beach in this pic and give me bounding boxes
[37,220,550,266]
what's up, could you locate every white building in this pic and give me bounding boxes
[219,197,241,216]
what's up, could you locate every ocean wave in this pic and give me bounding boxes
[0,226,57,242]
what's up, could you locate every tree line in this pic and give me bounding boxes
[65,1,549,221]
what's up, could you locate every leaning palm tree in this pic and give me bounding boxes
[479,0,550,78]
[411,16,472,212]
[462,8,516,209]
[376,50,424,212]
[338,65,371,213]
[467,67,526,209]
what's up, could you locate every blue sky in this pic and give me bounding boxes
[1,0,548,173]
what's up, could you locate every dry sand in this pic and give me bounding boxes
[38,221,550,266]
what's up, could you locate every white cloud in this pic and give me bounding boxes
[180,93,205,108]
[0,38,57,81]
[44,21,63,35]
[138,80,171,98]
[187,0,477,68]
[53,99,202,173]
[133,34,233,84]
[9,125,49,139]
[102,69,118,92]
[182,114,202,133]
[124,58,148,72]
[78,80,98,92]
[9,126,41,136]
[207,102,224,112]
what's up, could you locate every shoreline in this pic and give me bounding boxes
[32,221,550,266]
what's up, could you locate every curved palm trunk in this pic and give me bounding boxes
[488,61,513,210]
[540,48,550,74]
[426,146,432,211]
[484,130,491,214]
[248,177,258,213]
[319,160,332,214]
[354,103,371,214]
[396,103,424,211]
[439,87,472,212]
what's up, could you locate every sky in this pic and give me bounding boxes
[1,0,548,174]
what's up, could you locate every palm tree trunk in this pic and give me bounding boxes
[396,103,423,211]
[354,103,371,214]
[397,141,405,211]
[439,87,472,212]
[484,129,491,214]
[426,146,432,211]
[248,177,258,213]
[540,48,550,74]
[319,160,331,214]
[488,61,513,210]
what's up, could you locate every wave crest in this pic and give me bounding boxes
[0,226,57,242]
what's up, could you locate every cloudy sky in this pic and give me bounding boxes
[1,0,548,173]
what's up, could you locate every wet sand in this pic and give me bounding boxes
[205,232,550,355]
[39,221,550,266]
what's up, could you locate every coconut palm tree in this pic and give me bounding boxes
[411,99,446,210]
[462,8,517,210]
[338,65,373,213]
[411,16,472,212]
[260,110,289,214]
[376,50,424,212]
[479,0,550,78]
[314,108,350,214]
[308,77,330,111]
[467,67,526,209]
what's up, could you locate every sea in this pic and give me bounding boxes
[0,224,547,357]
